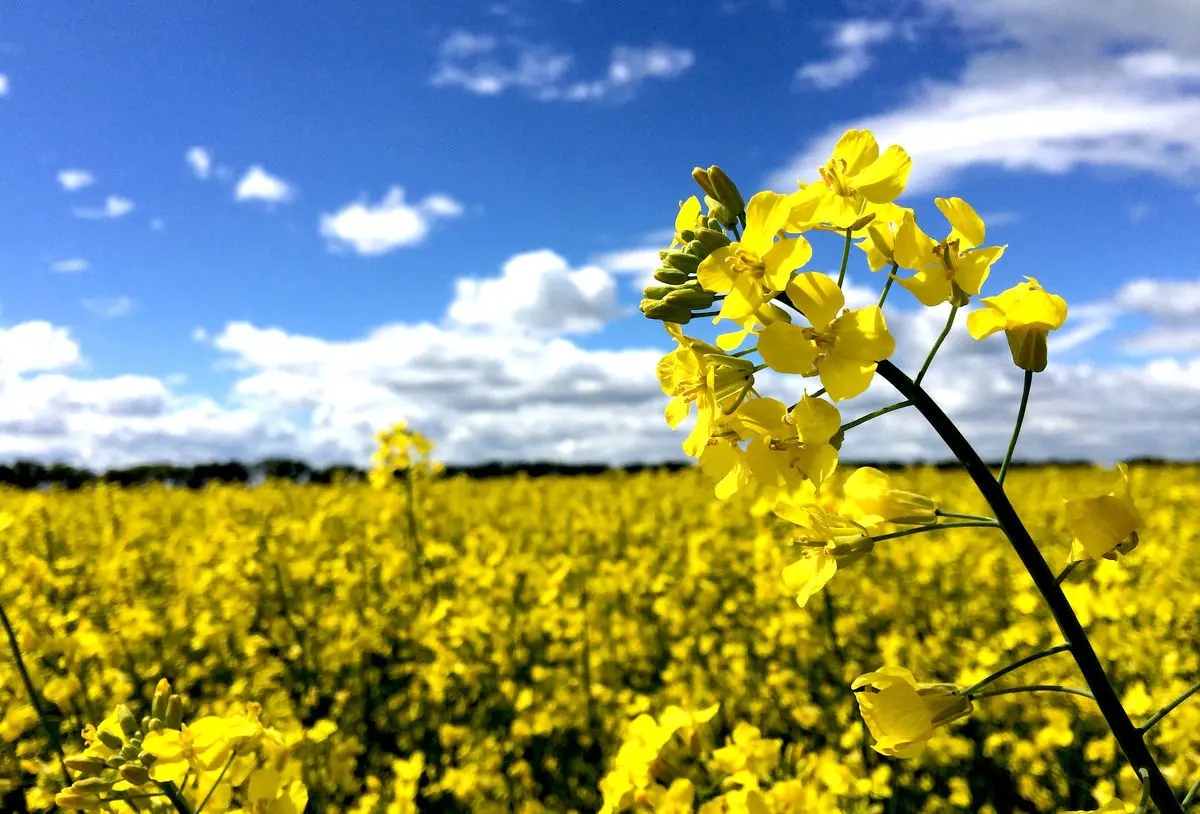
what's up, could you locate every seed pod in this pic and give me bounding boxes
[848,212,877,232]
[119,764,150,786]
[693,228,731,252]
[653,268,691,285]
[691,167,719,199]
[116,706,140,739]
[662,252,701,273]
[707,166,745,217]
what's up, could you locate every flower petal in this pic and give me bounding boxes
[831,306,895,362]
[786,272,844,331]
[935,198,985,249]
[853,145,912,204]
[818,355,878,402]
[757,322,819,375]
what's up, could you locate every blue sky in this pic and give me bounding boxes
[2,0,1200,467]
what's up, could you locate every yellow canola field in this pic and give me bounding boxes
[0,464,1197,813]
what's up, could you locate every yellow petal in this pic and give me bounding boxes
[781,550,838,607]
[832,129,880,176]
[787,272,844,331]
[953,245,1005,296]
[831,306,895,362]
[966,305,1007,340]
[756,322,819,375]
[697,248,736,294]
[148,755,190,784]
[892,216,936,271]
[741,191,791,256]
[789,395,841,443]
[674,196,701,239]
[141,730,185,762]
[761,236,812,291]
[853,145,912,204]
[935,197,985,249]
[665,396,690,429]
[897,271,952,307]
[818,355,878,402]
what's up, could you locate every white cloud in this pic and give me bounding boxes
[448,250,621,335]
[0,74,8,96]
[319,187,463,255]
[1115,278,1200,322]
[186,147,213,180]
[81,296,135,319]
[795,20,893,90]
[50,258,89,273]
[432,32,693,101]
[57,169,95,192]
[592,246,663,288]
[769,1,1200,195]
[0,322,81,375]
[73,196,135,219]
[234,166,294,203]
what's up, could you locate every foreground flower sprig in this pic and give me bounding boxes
[643,128,1191,813]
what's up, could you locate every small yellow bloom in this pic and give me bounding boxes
[697,191,812,324]
[855,202,915,272]
[788,129,913,231]
[710,722,781,779]
[778,504,872,607]
[1063,463,1144,561]
[740,395,841,490]
[658,325,757,457]
[643,778,695,814]
[966,277,1068,372]
[756,271,895,400]
[841,467,937,526]
[894,198,1006,306]
[142,716,232,783]
[852,666,973,759]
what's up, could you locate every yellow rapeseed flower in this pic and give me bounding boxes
[788,129,913,231]
[894,198,1006,306]
[966,277,1068,372]
[1064,463,1144,562]
[852,666,973,759]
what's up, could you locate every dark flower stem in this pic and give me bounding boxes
[874,359,1182,814]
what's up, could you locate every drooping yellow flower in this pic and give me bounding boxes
[851,667,973,758]
[856,202,915,272]
[141,716,233,783]
[1063,463,1144,561]
[841,467,937,526]
[658,325,757,457]
[697,191,812,324]
[777,504,872,607]
[788,129,913,231]
[966,277,1068,372]
[756,271,895,401]
[894,198,1006,306]
[741,395,841,490]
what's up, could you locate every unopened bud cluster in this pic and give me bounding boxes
[640,166,746,325]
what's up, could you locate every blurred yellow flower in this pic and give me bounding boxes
[1064,463,1144,561]
[852,666,972,758]
[841,466,937,526]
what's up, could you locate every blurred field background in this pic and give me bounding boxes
[0,464,1197,813]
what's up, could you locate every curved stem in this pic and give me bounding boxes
[998,369,1033,486]
[837,229,853,288]
[1139,680,1200,734]
[915,305,958,386]
[1182,774,1200,809]
[878,264,898,308]
[840,400,912,433]
[0,596,70,784]
[195,752,236,814]
[960,644,1072,696]
[867,520,1000,546]
[970,684,1095,702]
[874,359,1182,813]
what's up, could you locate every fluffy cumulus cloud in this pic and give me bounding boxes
[186,146,213,180]
[447,250,621,334]
[1114,277,1200,353]
[234,166,294,203]
[432,31,694,101]
[73,195,135,219]
[769,0,1200,194]
[795,20,893,90]
[319,187,463,255]
[57,169,95,192]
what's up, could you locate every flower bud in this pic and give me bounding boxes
[71,777,115,793]
[116,705,140,739]
[119,764,150,785]
[848,212,877,232]
[64,755,109,777]
[642,301,694,324]
[682,239,709,259]
[707,166,745,217]
[119,743,141,762]
[97,730,124,751]
[138,750,156,766]
[705,197,738,229]
[653,268,691,285]
[642,284,675,301]
[105,756,124,769]
[678,229,696,243]
[663,251,701,273]
[165,695,183,730]
[663,289,717,310]
[55,791,103,810]
[705,216,724,231]
[691,167,719,200]
[693,228,731,252]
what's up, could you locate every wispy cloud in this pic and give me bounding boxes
[82,296,135,319]
[320,187,463,256]
[795,20,893,90]
[234,166,294,203]
[432,32,693,102]
[74,195,135,219]
[50,257,89,273]
[57,169,95,192]
[186,147,213,180]
[0,74,8,96]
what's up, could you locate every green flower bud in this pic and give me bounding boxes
[165,695,183,730]
[105,755,124,769]
[64,755,109,777]
[663,289,717,310]
[119,764,150,786]
[663,251,701,273]
[707,166,745,217]
[146,717,164,732]
[682,240,709,259]
[55,791,103,810]
[137,750,156,766]
[151,679,171,721]
[705,216,725,231]
[642,285,676,301]
[653,267,691,285]
[119,743,141,762]
[691,167,719,199]
[116,705,140,739]
[678,229,695,243]
[693,228,731,252]
[70,777,115,793]
[705,197,737,229]
[97,730,124,752]
[643,301,694,324]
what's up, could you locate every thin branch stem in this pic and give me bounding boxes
[0,596,70,784]
[970,684,1096,702]
[935,510,996,523]
[915,305,958,386]
[1182,774,1200,809]
[1056,560,1081,585]
[157,780,195,814]
[1139,680,1200,734]
[873,359,1182,813]
[867,520,1001,546]
[960,644,1072,696]
[878,264,898,308]
[998,369,1033,485]
[836,229,853,288]
[840,400,913,433]
[196,751,237,814]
